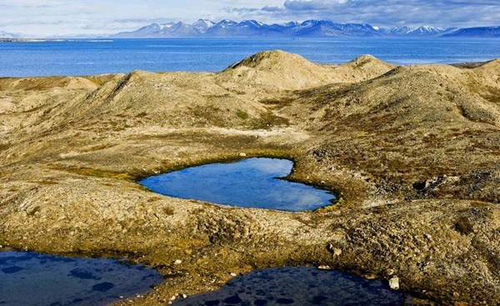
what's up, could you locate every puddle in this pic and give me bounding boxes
[140,158,335,211]
[175,267,405,306]
[0,252,163,306]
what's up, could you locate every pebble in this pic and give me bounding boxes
[230,273,237,277]
[318,265,332,270]
[389,277,400,290]
[174,259,182,265]
[239,152,247,157]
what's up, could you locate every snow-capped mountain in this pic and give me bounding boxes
[380,26,457,37]
[288,20,381,37]
[384,26,413,35]
[193,19,215,33]
[112,20,500,38]
[407,26,444,36]
[114,19,383,38]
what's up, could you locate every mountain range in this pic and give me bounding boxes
[0,31,18,38]
[113,20,499,38]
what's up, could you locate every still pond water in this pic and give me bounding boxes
[175,267,404,306]
[0,252,162,306]
[139,158,335,211]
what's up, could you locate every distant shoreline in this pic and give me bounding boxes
[0,38,67,43]
[2,36,500,43]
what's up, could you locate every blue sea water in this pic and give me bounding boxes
[0,38,499,77]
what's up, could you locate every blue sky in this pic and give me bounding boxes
[1,0,499,36]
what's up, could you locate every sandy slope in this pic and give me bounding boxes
[0,51,499,305]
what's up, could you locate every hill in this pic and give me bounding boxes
[217,51,393,91]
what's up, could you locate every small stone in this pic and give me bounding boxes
[174,259,182,265]
[389,277,400,290]
[363,273,377,280]
[170,296,176,301]
[181,294,187,299]
[239,153,247,157]
[318,265,332,270]
[230,273,237,277]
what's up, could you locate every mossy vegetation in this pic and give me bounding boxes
[236,109,249,120]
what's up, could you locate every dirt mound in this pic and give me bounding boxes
[275,61,500,203]
[218,50,394,91]
[286,63,500,129]
[331,54,396,83]
[0,76,98,91]
[64,70,283,130]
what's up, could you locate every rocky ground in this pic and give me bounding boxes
[0,51,498,305]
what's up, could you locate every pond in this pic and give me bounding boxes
[139,158,335,211]
[0,251,162,306]
[174,267,405,306]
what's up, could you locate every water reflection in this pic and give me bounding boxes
[175,267,405,306]
[140,158,335,211]
[0,252,162,306]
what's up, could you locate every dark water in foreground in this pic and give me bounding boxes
[0,252,162,306]
[0,38,499,77]
[139,158,335,211]
[175,267,404,306]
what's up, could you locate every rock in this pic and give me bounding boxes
[239,153,247,157]
[318,265,332,270]
[230,272,237,277]
[389,277,400,290]
[174,259,182,265]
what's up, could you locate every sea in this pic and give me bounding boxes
[0,38,499,77]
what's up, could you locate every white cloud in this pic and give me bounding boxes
[232,0,500,28]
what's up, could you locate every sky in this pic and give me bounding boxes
[1,0,499,37]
